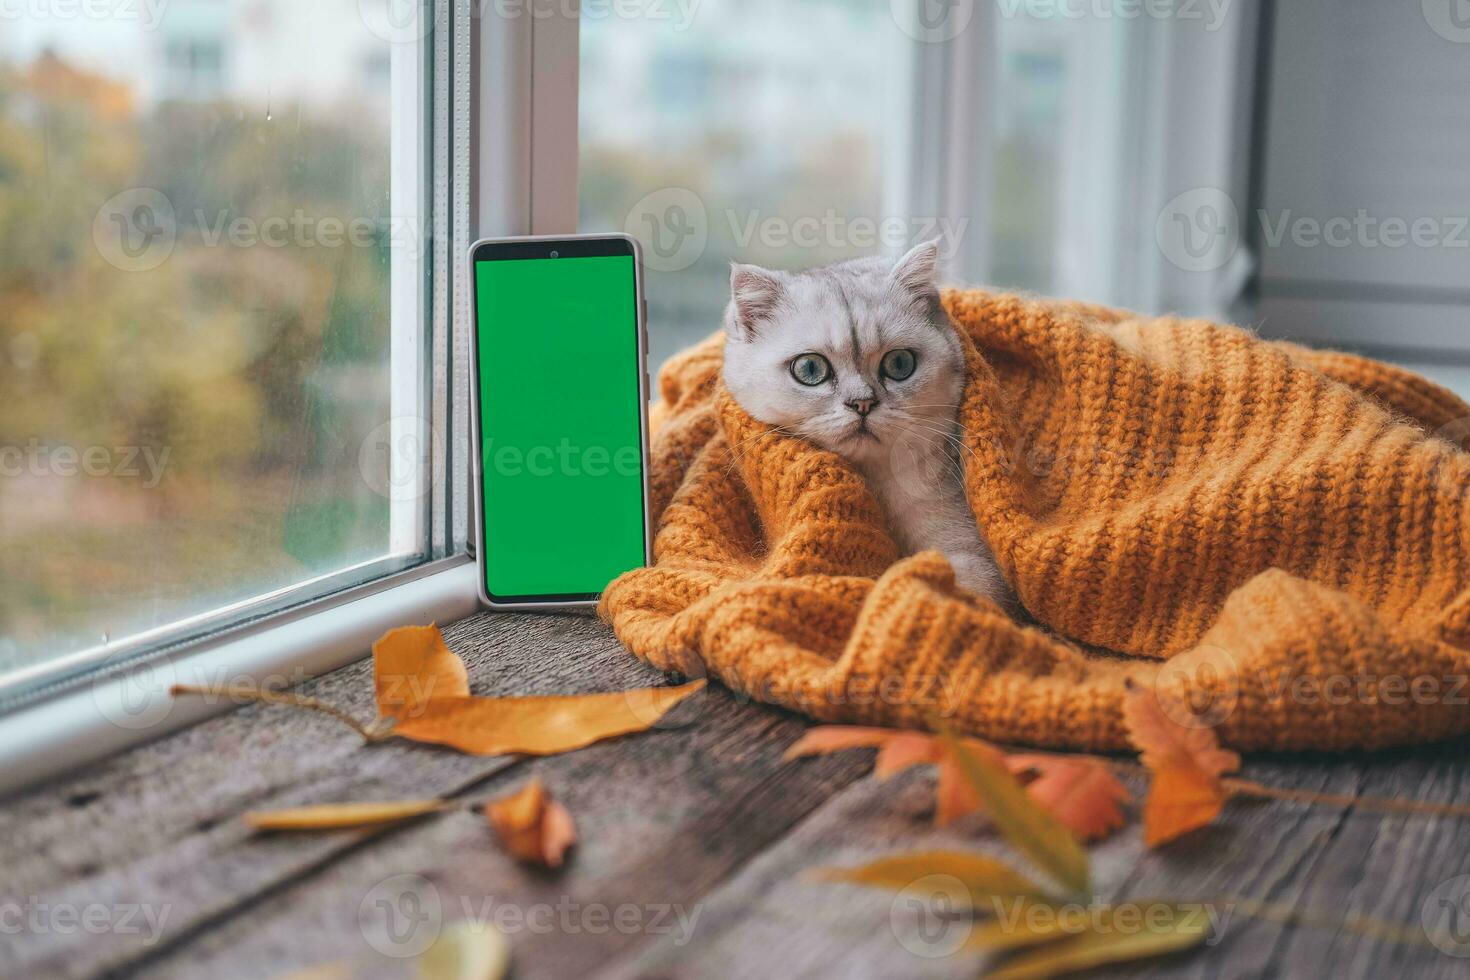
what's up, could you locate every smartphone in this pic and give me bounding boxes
[469,234,652,610]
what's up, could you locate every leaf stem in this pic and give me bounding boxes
[1219,895,1434,948]
[1222,777,1470,818]
[1029,749,1470,821]
[169,683,393,744]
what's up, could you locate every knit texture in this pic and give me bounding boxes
[600,290,1470,751]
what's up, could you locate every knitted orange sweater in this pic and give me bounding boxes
[600,290,1470,750]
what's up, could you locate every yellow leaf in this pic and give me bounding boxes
[271,964,349,980]
[1142,764,1228,847]
[374,624,470,720]
[484,778,577,868]
[964,898,1078,952]
[815,851,1045,903]
[981,903,1210,979]
[390,680,706,756]
[417,919,510,980]
[937,722,1091,898]
[244,799,447,831]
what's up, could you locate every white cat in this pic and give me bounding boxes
[720,240,1013,610]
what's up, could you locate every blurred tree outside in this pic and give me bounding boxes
[0,52,396,669]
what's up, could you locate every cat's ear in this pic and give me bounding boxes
[890,238,942,306]
[727,263,783,341]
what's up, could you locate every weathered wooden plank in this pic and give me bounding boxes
[1138,745,1470,980]
[7,604,1470,979]
[127,683,871,979]
[0,613,667,978]
[598,743,1470,980]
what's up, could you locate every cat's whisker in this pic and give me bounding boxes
[886,418,972,485]
[722,424,799,474]
[888,414,983,465]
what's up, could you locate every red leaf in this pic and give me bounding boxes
[1009,755,1129,842]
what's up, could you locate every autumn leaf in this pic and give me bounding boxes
[1008,756,1130,842]
[872,731,990,828]
[1142,765,1233,849]
[373,623,470,720]
[872,731,945,777]
[1122,682,1241,847]
[962,897,1080,952]
[782,725,898,760]
[243,799,447,831]
[980,901,1211,979]
[937,723,1091,898]
[786,725,1006,827]
[1122,682,1240,778]
[390,680,705,756]
[485,778,576,868]
[273,964,350,980]
[815,851,1046,903]
[935,754,985,827]
[418,919,510,980]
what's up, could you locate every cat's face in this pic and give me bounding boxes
[720,240,964,467]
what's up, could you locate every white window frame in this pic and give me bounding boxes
[0,0,580,795]
[894,0,1261,318]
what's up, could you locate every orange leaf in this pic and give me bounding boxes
[1009,755,1130,842]
[783,725,899,761]
[786,725,1015,827]
[874,732,943,779]
[1122,682,1240,779]
[373,624,470,720]
[1123,682,1240,847]
[1143,764,1228,847]
[390,680,705,756]
[935,754,983,826]
[484,778,577,868]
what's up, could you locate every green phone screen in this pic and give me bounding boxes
[474,250,646,601]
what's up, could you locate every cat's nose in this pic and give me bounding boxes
[845,397,878,417]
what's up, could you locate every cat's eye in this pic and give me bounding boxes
[880,348,917,381]
[789,353,833,386]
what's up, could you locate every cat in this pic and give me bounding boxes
[720,240,1014,610]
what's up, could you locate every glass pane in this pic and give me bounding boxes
[0,1,431,686]
[578,0,907,376]
[990,10,1131,306]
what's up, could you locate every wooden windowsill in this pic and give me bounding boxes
[4,611,1470,978]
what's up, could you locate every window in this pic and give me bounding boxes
[0,0,443,700]
[579,0,908,374]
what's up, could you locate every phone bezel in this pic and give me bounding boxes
[467,233,652,611]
